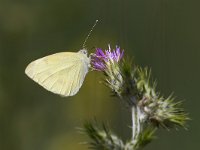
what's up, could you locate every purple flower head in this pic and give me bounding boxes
[91,45,124,71]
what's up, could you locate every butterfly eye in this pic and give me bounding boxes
[79,49,88,55]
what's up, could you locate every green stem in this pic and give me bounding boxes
[131,105,141,147]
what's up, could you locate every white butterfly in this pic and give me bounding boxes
[25,49,90,97]
[25,20,98,97]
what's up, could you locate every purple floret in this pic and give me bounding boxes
[91,45,124,71]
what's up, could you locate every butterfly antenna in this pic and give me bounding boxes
[82,20,98,49]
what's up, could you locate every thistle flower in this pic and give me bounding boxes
[84,45,189,150]
[91,45,124,97]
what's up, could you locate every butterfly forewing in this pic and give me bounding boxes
[25,51,89,97]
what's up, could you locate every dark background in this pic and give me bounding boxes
[0,0,199,150]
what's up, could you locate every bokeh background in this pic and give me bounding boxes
[0,0,199,150]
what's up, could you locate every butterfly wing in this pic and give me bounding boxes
[25,52,90,96]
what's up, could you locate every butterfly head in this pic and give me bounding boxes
[79,49,88,55]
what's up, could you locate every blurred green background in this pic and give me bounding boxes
[0,0,199,150]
